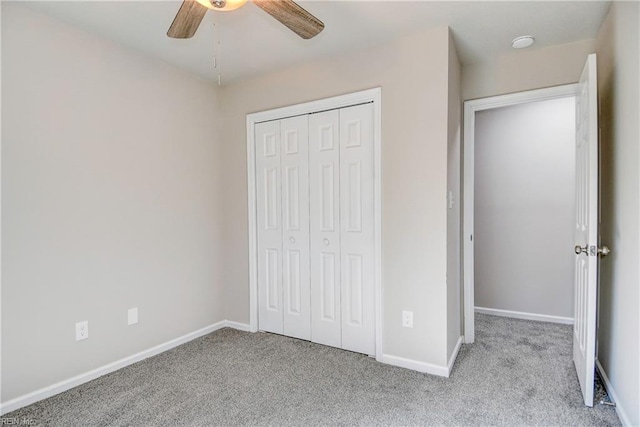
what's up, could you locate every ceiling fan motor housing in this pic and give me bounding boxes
[167,0,324,40]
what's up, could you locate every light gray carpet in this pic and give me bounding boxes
[6,314,620,426]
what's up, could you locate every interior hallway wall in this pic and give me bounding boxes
[474,97,575,318]
[2,4,226,403]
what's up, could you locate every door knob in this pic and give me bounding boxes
[323,238,330,246]
[574,245,588,255]
[598,245,610,257]
[289,237,295,244]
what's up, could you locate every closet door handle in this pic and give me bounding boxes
[323,238,330,246]
[289,237,296,244]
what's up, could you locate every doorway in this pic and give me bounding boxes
[462,84,578,343]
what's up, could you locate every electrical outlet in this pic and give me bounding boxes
[75,321,88,341]
[128,307,139,325]
[402,311,413,328]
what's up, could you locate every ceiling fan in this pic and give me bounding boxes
[167,0,325,40]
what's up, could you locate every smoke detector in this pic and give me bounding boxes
[512,36,535,49]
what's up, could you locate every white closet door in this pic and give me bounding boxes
[309,110,342,348]
[280,116,311,340]
[256,120,284,334]
[339,103,375,355]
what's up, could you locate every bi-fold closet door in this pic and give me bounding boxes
[256,103,375,356]
[256,115,311,340]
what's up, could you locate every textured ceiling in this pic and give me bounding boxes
[15,1,611,84]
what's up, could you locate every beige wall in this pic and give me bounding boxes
[221,27,457,367]
[446,32,462,360]
[595,2,640,424]
[1,4,225,402]
[462,39,597,101]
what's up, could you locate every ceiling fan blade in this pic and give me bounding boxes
[167,0,208,39]
[252,0,324,39]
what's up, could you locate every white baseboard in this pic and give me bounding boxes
[475,306,574,325]
[596,359,632,426]
[0,320,251,415]
[381,354,449,377]
[447,336,463,376]
[225,320,251,332]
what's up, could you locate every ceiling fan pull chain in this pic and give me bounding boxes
[212,17,218,71]
[217,38,222,86]
[217,36,222,86]
[212,16,223,86]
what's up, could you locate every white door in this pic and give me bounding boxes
[339,103,375,355]
[258,103,375,355]
[309,105,376,355]
[309,109,342,348]
[573,53,599,407]
[256,117,311,339]
[280,116,311,340]
[256,120,284,334]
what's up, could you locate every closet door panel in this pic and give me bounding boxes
[309,110,342,348]
[339,103,375,355]
[256,120,284,334]
[280,116,311,340]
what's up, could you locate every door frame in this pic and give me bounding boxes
[246,87,383,360]
[462,84,577,343]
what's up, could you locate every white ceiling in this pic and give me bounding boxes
[16,1,611,85]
